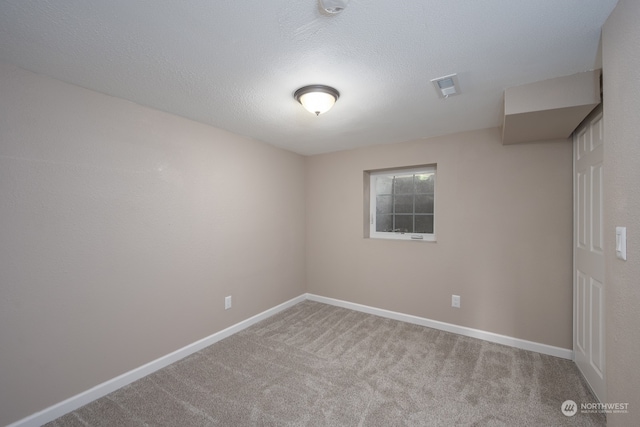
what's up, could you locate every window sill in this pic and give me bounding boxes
[368,233,437,242]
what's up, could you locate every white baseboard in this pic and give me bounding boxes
[10,292,572,426]
[306,294,573,360]
[7,294,306,427]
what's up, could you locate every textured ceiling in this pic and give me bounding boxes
[0,0,618,155]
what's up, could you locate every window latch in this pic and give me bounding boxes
[410,235,424,240]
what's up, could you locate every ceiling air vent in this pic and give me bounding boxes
[431,73,461,98]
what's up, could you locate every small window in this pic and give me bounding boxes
[368,166,436,241]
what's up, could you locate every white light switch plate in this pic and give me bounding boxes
[616,227,627,261]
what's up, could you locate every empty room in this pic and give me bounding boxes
[1,0,638,426]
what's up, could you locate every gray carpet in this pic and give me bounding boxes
[47,301,604,426]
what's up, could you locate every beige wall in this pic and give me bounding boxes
[0,62,306,426]
[306,128,573,348]
[603,0,640,424]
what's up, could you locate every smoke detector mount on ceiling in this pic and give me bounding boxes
[319,0,349,14]
[431,73,461,98]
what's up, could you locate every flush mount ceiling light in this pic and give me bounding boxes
[294,85,340,116]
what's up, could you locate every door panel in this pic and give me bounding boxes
[591,163,603,253]
[574,105,605,402]
[577,171,587,248]
[576,270,586,353]
[590,278,604,375]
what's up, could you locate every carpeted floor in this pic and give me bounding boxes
[47,301,605,426]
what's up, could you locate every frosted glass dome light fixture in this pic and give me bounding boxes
[294,85,340,116]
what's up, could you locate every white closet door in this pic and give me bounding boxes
[574,104,605,402]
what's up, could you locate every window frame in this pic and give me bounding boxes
[368,165,436,242]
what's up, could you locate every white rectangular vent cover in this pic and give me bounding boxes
[431,73,461,98]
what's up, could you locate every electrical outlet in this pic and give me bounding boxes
[451,295,460,308]
[225,296,232,310]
